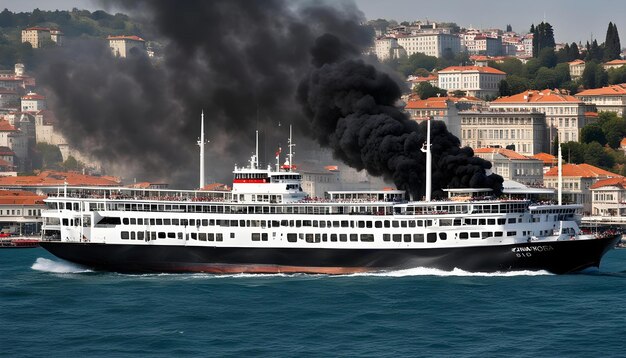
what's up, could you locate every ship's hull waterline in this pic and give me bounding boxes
[40,235,620,275]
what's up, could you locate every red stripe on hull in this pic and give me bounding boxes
[232,179,267,183]
[170,264,375,274]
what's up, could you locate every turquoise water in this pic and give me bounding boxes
[2,248,626,358]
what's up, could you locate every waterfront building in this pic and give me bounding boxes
[590,177,626,216]
[490,90,589,145]
[473,147,544,185]
[405,95,484,139]
[544,163,620,214]
[0,190,45,235]
[459,110,546,155]
[568,59,585,79]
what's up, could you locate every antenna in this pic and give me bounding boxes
[288,125,295,172]
[558,143,562,205]
[197,110,209,189]
[255,130,259,169]
[420,119,432,202]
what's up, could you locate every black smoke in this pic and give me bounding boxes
[35,0,372,186]
[297,34,504,199]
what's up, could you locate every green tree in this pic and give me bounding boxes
[600,116,626,148]
[561,142,586,163]
[580,124,607,145]
[604,22,622,61]
[534,67,558,89]
[506,24,512,32]
[498,79,511,97]
[506,75,531,94]
[608,66,626,84]
[584,141,615,169]
[532,22,556,57]
[413,82,447,99]
[62,156,81,171]
[35,143,63,169]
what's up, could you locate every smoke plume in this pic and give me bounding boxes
[36,0,371,186]
[297,34,503,198]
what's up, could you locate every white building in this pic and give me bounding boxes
[460,110,547,155]
[374,37,405,61]
[0,120,27,171]
[473,147,544,185]
[575,84,626,116]
[437,66,506,99]
[107,35,146,58]
[568,59,585,79]
[21,93,46,112]
[590,177,626,216]
[490,90,590,144]
[396,33,461,58]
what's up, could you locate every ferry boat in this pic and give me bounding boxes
[39,119,620,274]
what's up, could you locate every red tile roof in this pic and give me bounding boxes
[604,59,626,66]
[532,152,557,165]
[0,171,120,187]
[201,183,231,191]
[492,89,582,104]
[0,190,46,205]
[473,147,533,160]
[24,27,51,32]
[439,65,506,75]
[21,93,45,100]
[621,138,626,147]
[0,120,16,132]
[576,84,626,96]
[590,177,626,189]
[107,35,145,42]
[544,163,620,178]
[568,59,585,65]
[405,97,449,110]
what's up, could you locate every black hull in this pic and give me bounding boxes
[39,235,621,274]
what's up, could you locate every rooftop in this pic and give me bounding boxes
[107,35,145,42]
[531,152,557,165]
[473,147,534,160]
[590,177,626,189]
[544,163,620,178]
[0,190,46,205]
[576,84,626,96]
[438,66,506,75]
[492,89,582,104]
[0,171,121,187]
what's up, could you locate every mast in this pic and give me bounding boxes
[420,119,432,202]
[255,130,259,169]
[197,111,206,189]
[558,142,562,205]
[288,125,295,172]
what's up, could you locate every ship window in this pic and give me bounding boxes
[190,219,196,226]
[230,233,235,239]
[459,232,468,239]
[123,218,129,225]
[366,221,372,228]
[384,221,390,228]
[392,221,399,228]
[470,232,480,238]
[252,233,261,241]
[130,232,135,240]
[322,234,328,242]
[440,219,452,226]
[404,234,411,242]
[208,233,214,241]
[217,234,223,241]
[375,221,383,228]
[121,231,129,240]
[342,221,349,228]
[137,232,144,240]
[498,219,506,225]
[413,234,424,242]
[199,233,207,241]
[287,234,297,242]
[156,219,163,225]
[158,232,166,239]
[230,220,238,227]
[303,220,312,227]
[358,221,365,228]
[167,232,175,239]
[208,219,214,226]
[178,233,183,240]
[439,233,447,241]
[427,233,437,243]
[479,219,486,225]
[408,221,416,228]
[339,234,347,242]
[392,234,401,242]
[164,219,171,225]
[296,220,301,228]
[360,234,374,242]
[426,220,432,227]
[306,234,314,243]
[333,221,340,228]
[350,234,358,242]
[149,218,155,225]
[507,231,516,237]
[494,232,503,237]
[130,218,136,225]
[400,221,407,228]
[97,217,121,225]
[453,219,462,226]
[487,219,495,225]
[191,233,197,240]
[202,219,208,226]
[319,220,326,228]
[172,219,179,225]
[383,234,391,241]
[482,232,491,239]
[330,234,337,242]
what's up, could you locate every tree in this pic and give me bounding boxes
[506,75,531,94]
[534,67,558,89]
[537,47,557,68]
[35,143,63,169]
[604,22,622,61]
[608,66,626,84]
[561,141,586,163]
[581,61,607,88]
[413,82,447,99]
[580,124,607,145]
[532,22,556,57]
[552,132,560,156]
[506,24,512,32]
[498,79,511,97]
[584,141,615,169]
[585,39,603,61]
[62,156,81,171]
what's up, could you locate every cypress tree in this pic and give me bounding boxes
[570,42,580,60]
[604,22,621,61]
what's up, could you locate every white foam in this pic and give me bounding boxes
[345,267,553,277]
[31,257,92,274]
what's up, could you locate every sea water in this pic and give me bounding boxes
[2,248,626,358]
